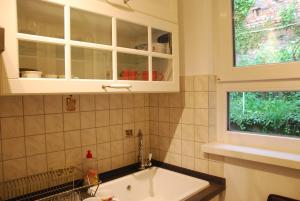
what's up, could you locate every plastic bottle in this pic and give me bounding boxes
[83,150,98,185]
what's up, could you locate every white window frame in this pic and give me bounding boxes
[215,0,300,154]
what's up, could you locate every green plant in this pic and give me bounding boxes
[280,1,297,26]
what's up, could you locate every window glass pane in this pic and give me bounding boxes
[152,29,172,54]
[228,92,300,137]
[19,41,65,78]
[233,0,300,67]
[71,47,112,80]
[117,20,148,50]
[71,9,112,45]
[17,0,64,38]
[152,57,173,81]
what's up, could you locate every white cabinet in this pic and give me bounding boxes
[0,0,179,94]
[105,0,178,23]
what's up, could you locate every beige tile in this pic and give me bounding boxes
[97,127,110,143]
[46,132,64,152]
[110,109,122,125]
[159,94,169,107]
[195,159,208,173]
[24,115,45,136]
[64,113,80,131]
[209,154,224,162]
[209,109,216,126]
[135,122,145,136]
[184,76,194,91]
[194,75,208,92]
[65,148,82,167]
[124,152,136,165]
[45,114,63,133]
[3,158,27,181]
[195,126,209,143]
[194,109,209,126]
[170,108,182,123]
[209,92,216,109]
[0,142,2,161]
[1,117,24,139]
[96,110,109,127]
[194,92,209,108]
[182,124,194,141]
[144,94,149,107]
[47,151,65,170]
[144,107,149,121]
[169,93,182,107]
[209,161,224,177]
[159,150,169,163]
[169,138,181,154]
[110,125,123,141]
[169,123,181,139]
[149,107,158,121]
[95,95,109,110]
[44,95,62,114]
[25,135,46,156]
[182,155,195,170]
[134,94,144,107]
[159,122,169,137]
[182,140,195,157]
[24,96,44,115]
[122,94,134,108]
[181,108,194,124]
[63,95,79,112]
[81,128,96,146]
[111,140,123,156]
[0,96,23,117]
[182,92,194,108]
[80,95,95,111]
[159,136,170,151]
[149,121,158,135]
[97,142,111,159]
[134,108,145,122]
[64,130,81,149]
[208,75,217,92]
[167,153,181,166]
[80,111,96,129]
[0,162,3,182]
[209,126,217,142]
[109,94,122,109]
[111,155,123,169]
[98,158,111,173]
[123,109,134,123]
[159,108,169,122]
[2,137,25,160]
[27,154,47,175]
[124,138,135,154]
[149,94,158,107]
[195,142,207,159]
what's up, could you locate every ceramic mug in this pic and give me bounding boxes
[121,69,138,80]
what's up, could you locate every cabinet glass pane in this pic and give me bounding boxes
[71,9,112,45]
[152,29,172,54]
[117,20,148,50]
[17,0,64,38]
[19,41,65,78]
[71,47,112,80]
[152,57,172,81]
[118,53,148,81]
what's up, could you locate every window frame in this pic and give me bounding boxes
[214,0,300,82]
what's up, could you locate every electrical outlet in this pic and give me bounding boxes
[125,129,133,137]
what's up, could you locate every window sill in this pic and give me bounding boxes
[202,143,300,170]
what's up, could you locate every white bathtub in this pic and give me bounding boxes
[90,167,210,201]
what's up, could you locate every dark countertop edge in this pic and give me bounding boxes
[99,160,226,201]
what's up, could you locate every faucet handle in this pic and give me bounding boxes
[148,153,152,161]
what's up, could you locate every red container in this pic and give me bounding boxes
[142,70,164,81]
[121,69,138,80]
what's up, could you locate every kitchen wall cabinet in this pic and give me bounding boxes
[0,0,179,94]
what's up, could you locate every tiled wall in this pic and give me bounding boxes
[0,94,150,182]
[148,75,224,177]
[0,75,223,183]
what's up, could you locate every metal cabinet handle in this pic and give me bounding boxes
[102,84,132,89]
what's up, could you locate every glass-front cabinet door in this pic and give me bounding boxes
[0,0,179,94]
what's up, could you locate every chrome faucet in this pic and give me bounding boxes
[137,129,152,170]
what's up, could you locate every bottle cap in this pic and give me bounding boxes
[86,150,93,159]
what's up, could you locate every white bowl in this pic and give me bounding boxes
[21,71,42,78]
[44,74,58,78]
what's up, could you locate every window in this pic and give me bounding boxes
[228,91,300,137]
[233,0,300,67]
